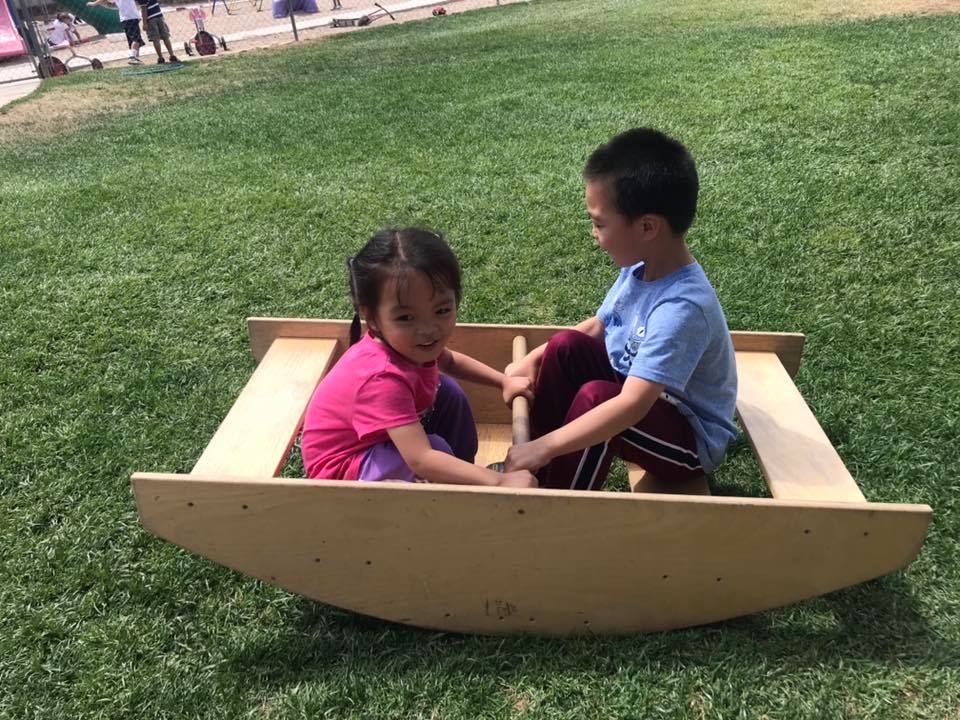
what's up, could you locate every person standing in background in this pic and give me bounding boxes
[87,0,144,64]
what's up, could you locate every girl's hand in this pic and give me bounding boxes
[505,438,552,473]
[497,470,537,488]
[502,374,534,406]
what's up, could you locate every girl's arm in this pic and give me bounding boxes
[438,349,533,405]
[438,348,501,388]
[387,422,536,488]
[506,316,605,382]
[504,376,664,473]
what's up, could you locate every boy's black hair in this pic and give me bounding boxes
[346,227,462,345]
[583,128,699,235]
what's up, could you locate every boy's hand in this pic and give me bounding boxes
[497,469,537,488]
[505,438,552,474]
[502,374,533,407]
[505,356,538,384]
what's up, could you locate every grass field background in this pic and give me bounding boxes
[1,0,958,717]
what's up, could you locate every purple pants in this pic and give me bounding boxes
[358,375,478,482]
[532,330,703,490]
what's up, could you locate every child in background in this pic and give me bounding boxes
[301,227,536,488]
[505,128,738,491]
[87,0,143,64]
[46,13,81,47]
[136,0,178,64]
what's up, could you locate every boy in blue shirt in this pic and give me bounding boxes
[505,128,738,490]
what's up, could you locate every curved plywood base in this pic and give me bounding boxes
[133,472,930,636]
[131,320,932,635]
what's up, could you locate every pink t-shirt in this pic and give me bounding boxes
[301,333,440,480]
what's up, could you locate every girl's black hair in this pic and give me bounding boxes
[346,227,462,345]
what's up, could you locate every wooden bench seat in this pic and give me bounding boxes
[192,337,338,478]
[736,351,865,502]
[626,350,866,501]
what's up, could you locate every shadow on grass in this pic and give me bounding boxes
[218,422,946,686]
[223,571,951,687]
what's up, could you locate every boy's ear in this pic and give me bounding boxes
[635,214,666,238]
[627,214,655,238]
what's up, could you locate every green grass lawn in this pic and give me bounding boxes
[1,0,959,716]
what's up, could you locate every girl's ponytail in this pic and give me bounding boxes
[346,256,362,346]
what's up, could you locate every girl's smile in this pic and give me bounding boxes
[366,270,458,365]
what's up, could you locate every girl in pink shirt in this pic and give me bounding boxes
[301,228,535,488]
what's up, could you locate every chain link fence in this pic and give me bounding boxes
[1,0,504,84]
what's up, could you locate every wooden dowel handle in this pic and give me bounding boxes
[511,335,530,445]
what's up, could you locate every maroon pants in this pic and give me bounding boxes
[532,330,703,490]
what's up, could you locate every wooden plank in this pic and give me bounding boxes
[728,331,804,377]
[192,338,338,478]
[736,351,865,502]
[247,318,805,423]
[628,465,711,495]
[249,319,355,367]
[476,423,512,470]
[132,472,931,636]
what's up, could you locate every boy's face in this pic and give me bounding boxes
[585,179,648,267]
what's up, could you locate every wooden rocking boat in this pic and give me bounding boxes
[132,318,931,636]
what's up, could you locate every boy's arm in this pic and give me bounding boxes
[85,0,113,7]
[506,316,605,382]
[504,376,664,472]
[438,349,533,405]
[387,422,535,488]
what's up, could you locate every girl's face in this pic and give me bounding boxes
[365,269,457,365]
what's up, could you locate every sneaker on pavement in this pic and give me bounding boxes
[157,55,166,64]
[128,56,142,65]
[168,55,179,63]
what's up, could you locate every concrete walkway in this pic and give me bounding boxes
[0,78,41,110]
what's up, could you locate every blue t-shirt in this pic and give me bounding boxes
[597,261,738,471]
